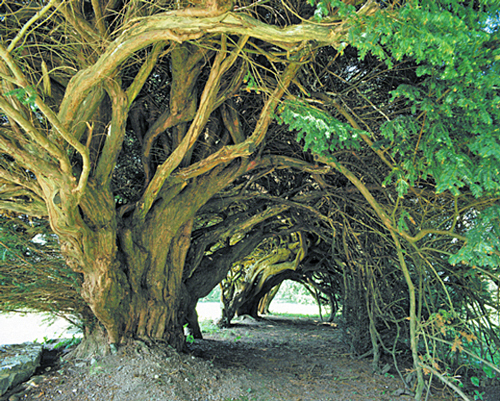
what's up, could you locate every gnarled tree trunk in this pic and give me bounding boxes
[0,0,371,355]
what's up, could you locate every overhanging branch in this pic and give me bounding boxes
[316,154,467,244]
[58,1,379,128]
[0,200,47,217]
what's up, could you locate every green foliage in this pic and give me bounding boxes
[275,99,365,156]
[199,320,220,335]
[271,6,500,398]
[243,71,259,93]
[35,335,82,349]
[277,1,500,273]
[471,364,497,399]
[4,86,37,106]
[349,0,500,198]
[450,204,500,268]
[271,311,322,319]
[307,0,356,22]
[183,324,195,344]
[420,302,500,396]
[274,3,500,276]
[0,215,90,327]
[224,395,255,401]
[53,336,82,350]
[471,370,491,401]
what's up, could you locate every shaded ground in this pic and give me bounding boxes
[191,316,411,401]
[1,314,463,401]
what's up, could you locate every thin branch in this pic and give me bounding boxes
[189,204,290,275]
[221,99,246,144]
[7,0,59,52]
[246,44,306,147]
[0,97,67,169]
[426,335,500,376]
[312,91,394,169]
[126,42,167,107]
[91,0,108,38]
[316,155,467,244]
[55,0,105,52]
[94,79,128,185]
[0,51,92,198]
[0,168,43,198]
[33,98,91,201]
[418,363,471,401]
[0,200,47,217]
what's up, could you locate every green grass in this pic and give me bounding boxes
[199,320,254,340]
[269,311,323,319]
[199,319,220,334]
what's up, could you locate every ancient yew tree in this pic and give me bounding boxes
[0,0,380,349]
[1,0,499,398]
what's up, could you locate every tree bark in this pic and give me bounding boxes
[0,4,306,353]
[258,283,281,315]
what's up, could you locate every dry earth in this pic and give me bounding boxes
[0,313,459,401]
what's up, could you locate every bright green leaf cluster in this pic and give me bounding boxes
[349,0,500,198]
[307,0,356,22]
[449,205,500,269]
[274,99,365,156]
[4,86,37,106]
[243,71,259,93]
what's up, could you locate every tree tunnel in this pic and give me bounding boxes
[218,234,341,326]
[183,228,343,335]
[2,1,499,398]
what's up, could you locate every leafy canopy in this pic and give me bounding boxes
[277,0,500,269]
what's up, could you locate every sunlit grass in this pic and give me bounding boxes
[268,311,323,319]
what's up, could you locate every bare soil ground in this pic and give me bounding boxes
[1,314,458,401]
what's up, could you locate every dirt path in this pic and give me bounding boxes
[192,316,423,401]
[3,316,453,401]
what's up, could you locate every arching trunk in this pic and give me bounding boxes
[258,283,281,315]
[221,234,307,325]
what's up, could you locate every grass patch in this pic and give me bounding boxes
[270,311,323,319]
[199,319,220,334]
[199,320,254,340]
